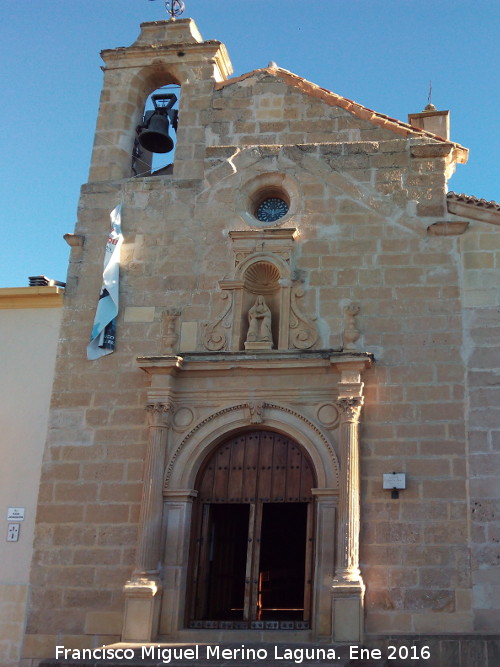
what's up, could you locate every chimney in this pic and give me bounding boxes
[28,275,66,287]
[408,103,450,140]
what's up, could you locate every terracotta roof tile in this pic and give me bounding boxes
[215,67,468,157]
[447,192,500,212]
[447,192,500,226]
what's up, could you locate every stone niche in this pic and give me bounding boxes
[202,228,319,352]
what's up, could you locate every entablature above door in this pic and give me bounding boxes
[137,350,372,397]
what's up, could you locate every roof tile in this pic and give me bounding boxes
[215,67,468,159]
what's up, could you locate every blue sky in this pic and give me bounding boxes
[1,0,498,288]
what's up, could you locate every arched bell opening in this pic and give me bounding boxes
[187,429,317,629]
[132,84,181,177]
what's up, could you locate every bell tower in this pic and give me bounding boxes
[88,19,232,182]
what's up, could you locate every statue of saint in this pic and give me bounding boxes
[246,295,273,344]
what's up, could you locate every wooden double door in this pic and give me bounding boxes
[189,431,315,625]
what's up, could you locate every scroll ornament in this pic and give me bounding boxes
[290,284,319,350]
[202,292,232,351]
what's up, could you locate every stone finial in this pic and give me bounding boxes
[161,309,180,354]
[343,303,360,351]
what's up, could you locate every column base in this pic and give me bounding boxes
[122,576,162,642]
[331,580,365,643]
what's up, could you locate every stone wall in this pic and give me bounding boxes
[461,223,500,632]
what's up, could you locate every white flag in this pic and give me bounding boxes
[87,204,123,360]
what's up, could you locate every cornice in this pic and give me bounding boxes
[137,350,373,376]
[100,40,232,80]
[0,287,64,310]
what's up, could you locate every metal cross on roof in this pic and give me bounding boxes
[148,0,185,20]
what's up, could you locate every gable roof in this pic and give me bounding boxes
[215,67,468,161]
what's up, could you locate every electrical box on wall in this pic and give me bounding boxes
[6,507,25,541]
[7,523,20,542]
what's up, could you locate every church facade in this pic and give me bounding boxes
[20,18,500,665]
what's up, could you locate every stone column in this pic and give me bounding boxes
[122,401,173,642]
[335,396,364,583]
[331,395,365,642]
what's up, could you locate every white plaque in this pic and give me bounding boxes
[383,473,406,490]
[7,507,25,521]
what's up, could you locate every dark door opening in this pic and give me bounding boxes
[197,504,249,620]
[189,431,315,628]
[258,503,307,620]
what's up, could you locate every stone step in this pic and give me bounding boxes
[38,642,388,667]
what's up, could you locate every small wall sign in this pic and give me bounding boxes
[383,473,406,490]
[7,507,25,521]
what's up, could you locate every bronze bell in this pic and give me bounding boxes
[137,111,174,154]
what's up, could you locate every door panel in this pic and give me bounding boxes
[198,431,314,504]
[196,504,249,620]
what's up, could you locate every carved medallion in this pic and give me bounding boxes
[172,406,195,431]
[316,402,340,429]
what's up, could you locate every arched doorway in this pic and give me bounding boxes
[188,430,316,629]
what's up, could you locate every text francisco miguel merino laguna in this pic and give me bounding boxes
[55,644,347,664]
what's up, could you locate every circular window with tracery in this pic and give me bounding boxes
[236,173,298,229]
[255,196,289,223]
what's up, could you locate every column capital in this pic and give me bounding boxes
[163,489,198,502]
[146,400,174,427]
[336,396,364,422]
[312,488,339,503]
